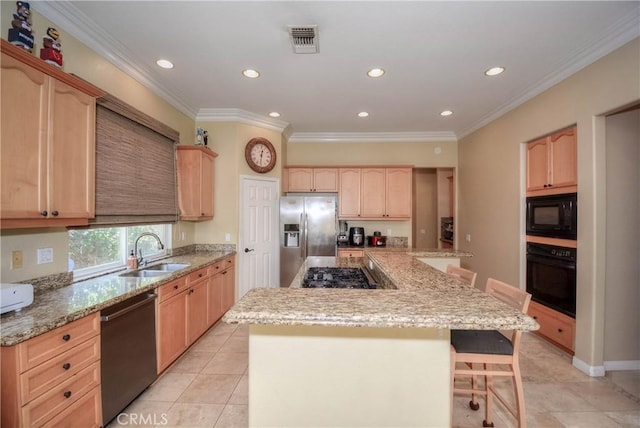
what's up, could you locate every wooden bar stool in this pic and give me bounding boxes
[446,264,478,288]
[450,278,532,427]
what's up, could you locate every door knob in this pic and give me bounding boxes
[244,248,254,253]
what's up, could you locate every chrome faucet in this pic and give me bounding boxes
[133,232,165,267]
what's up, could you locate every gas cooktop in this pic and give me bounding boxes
[302,267,377,289]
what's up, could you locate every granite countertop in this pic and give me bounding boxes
[0,250,235,346]
[224,248,538,332]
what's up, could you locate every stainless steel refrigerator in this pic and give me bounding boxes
[280,195,337,286]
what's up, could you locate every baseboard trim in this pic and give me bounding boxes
[572,356,606,377]
[604,360,640,371]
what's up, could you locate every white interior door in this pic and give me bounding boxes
[239,176,279,299]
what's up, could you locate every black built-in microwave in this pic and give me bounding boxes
[526,193,577,240]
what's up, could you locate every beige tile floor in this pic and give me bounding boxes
[109,321,639,427]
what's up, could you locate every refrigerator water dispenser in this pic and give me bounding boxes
[284,224,300,247]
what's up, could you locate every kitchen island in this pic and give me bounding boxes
[223,248,537,427]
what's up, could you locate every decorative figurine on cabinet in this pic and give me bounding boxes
[40,27,64,68]
[203,130,208,146]
[8,1,34,52]
[196,127,204,145]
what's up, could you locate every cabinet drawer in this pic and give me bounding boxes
[157,276,188,303]
[528,302,575,351]
[222,256,235,269]
[338,250,364,258]
[187,266,210,284]
[18,314,99,372]
[209,261,224,275]
[22,362,100,428]
[20,336,100,404]
[40,385,101,428]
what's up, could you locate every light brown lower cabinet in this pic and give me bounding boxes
[0,313,102,427]
[157,256,236,373]
[337,249,365,258]
[527,300,576,353]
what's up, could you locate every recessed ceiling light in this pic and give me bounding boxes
[242,69,260,78]
[367,68,385,78]
[269,112,281,118]
[358,112,369,118]
[484,66,505,76]
[156,59,174,69]
[440,110,453,117]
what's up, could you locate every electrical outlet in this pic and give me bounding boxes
[37,247,53,264]
[386,229,392,236]
[225,233,231,242]
[11,250,23,269]
[465,233,471,243]
[181,231,186,241]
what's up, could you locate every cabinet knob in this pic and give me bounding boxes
[51,210,59,217]
[62,363,71,370]
[533,316,537,320]
[63,391,72,399]
[62,334,71,341]
[40,210,48,217]
[198,273,203,277]
[222,271,227,275]
[558,328,563,333]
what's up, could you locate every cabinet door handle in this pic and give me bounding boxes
[244,248,254,253]
[63,391,72,398]
[62,363,71,370]
[40,210,48,217]
[62,334,71,341]
[51,210,59,217]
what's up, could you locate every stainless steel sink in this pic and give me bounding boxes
[143,263,190,272]
[119,270,170,278]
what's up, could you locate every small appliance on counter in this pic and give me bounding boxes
[1,283,34,314]
[366,231,387,247]
[349,227,364,246]
[337,220,350,246]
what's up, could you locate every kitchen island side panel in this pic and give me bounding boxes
[248,324,450,427]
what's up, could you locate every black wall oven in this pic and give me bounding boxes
[526,242,576,318]
[526,193,577,240]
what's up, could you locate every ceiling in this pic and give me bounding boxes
[34,1,639,142]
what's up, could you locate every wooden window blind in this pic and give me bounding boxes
[91,94,179,226]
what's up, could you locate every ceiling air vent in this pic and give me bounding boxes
[288,25,319,54]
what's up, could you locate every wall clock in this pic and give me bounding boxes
[245,137,277,173]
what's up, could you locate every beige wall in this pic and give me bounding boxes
[604,109,640,363]
[1,8,197,283]
[458,38,640,371]
[286,141,457,167]
[194,122,283,245]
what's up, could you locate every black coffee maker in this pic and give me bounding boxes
[349,227,364,246]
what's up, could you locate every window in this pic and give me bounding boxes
[69,224,172,279]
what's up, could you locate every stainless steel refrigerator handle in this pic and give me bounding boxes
[100,293,157,322]
[301,213,307,259]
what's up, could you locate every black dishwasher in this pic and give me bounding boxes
[101,292,158,426]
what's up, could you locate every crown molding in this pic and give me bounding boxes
[32,1,199,119]
[197,109,290,133]
[287,132,457,144]
[457,12,640,139]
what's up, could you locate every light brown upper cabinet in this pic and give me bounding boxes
[338,168,362,218]
[177,146,218,221]
[1,40,103,229]
[339,167,412,220]
[526,125,577,196]
[286,168,339,192]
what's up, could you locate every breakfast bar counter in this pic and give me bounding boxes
[223,248,537,428]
